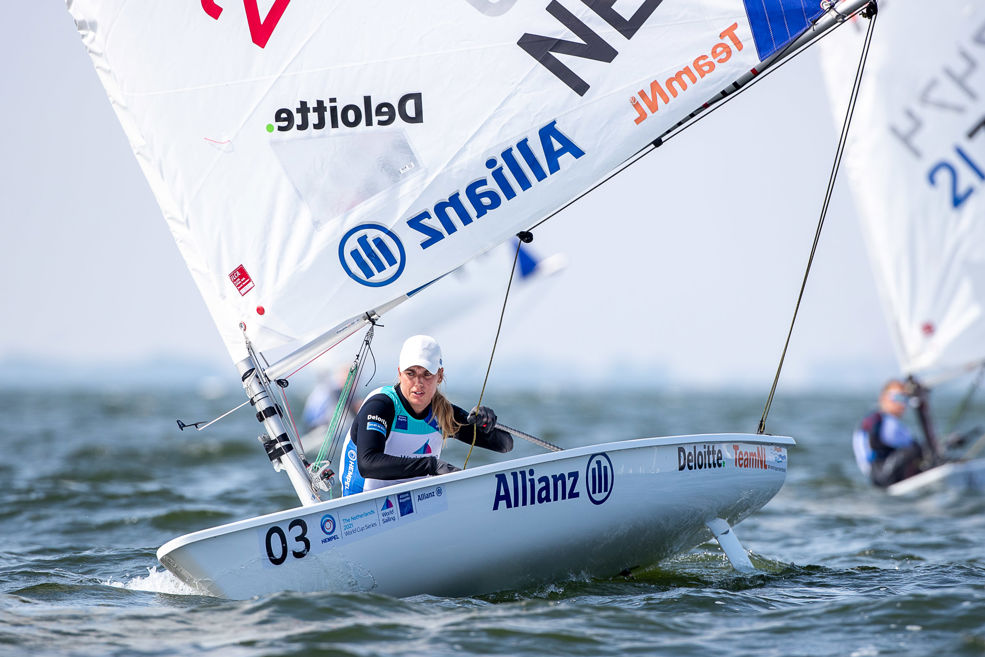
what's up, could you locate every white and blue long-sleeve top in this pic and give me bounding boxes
[339,385,512,495]
[852,411,918,476]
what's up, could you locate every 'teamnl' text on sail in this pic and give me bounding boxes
[631,23,744,125]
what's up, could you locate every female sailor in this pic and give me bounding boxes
[852,379,926,487]
[340,335,513,496]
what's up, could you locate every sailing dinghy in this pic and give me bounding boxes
[820,0,985,496]
[67,0,870,597]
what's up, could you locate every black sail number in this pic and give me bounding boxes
[265,526,288,565]
[288,518,310,558]
[264,518,310,566]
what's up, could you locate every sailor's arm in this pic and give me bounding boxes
[451,405,514,453]
[354,395,448,478]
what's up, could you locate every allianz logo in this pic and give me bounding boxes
[338,224,406,288]
[492,453,613,511]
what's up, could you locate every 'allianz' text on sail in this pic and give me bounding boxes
[407,120,585,250]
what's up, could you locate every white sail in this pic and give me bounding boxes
[820,1,985,381]
[67,0,838,366]
[65,1,877,595]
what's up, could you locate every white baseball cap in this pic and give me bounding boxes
[399,335,443,373]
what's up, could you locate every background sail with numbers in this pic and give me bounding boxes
[821,1,985,382]
[69,0,842,370]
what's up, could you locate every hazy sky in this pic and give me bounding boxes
[1,3,899,393]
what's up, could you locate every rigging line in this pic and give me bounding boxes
[496,422,562,453]
[315,345,362,468]
[325,329,375,472]
[528,3,858,235]
[757,4,878,435]
[362,337,379,388]
[945,362,985,437]
[654,5,851,150]
[528,144,650,232]
[279,385,303,454]
[177,399,252,432]
[281,340,347,381]
[464,237,525,469]
[277,314,379,382]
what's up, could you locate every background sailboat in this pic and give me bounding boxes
[820,0,985,494]
[65,0,870,597]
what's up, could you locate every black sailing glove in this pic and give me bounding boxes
[467,406,497,433]
[435,460,462,475]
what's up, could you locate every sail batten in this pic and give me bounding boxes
[68,0,855,366]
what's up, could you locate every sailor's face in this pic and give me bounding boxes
[881,384,908,418]
[398,365,442,413]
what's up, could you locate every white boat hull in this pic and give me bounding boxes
[887,457,985,496]
[158,433,792,599]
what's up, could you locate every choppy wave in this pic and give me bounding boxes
[1,386,983,657]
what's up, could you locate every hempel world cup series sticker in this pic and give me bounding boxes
[257,483,450,567]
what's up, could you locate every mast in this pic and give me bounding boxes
[237,341,322,506]
[909,376,942,461]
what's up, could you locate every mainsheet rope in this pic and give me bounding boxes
[757,3,878,434]
[462,234,528,468]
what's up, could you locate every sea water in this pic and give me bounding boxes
[1,383,983,657]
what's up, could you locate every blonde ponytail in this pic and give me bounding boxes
[431,389,463,440]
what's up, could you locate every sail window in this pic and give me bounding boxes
[271,131,422,226]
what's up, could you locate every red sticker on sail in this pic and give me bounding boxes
[229,265,255,295]
[201,0,292,49]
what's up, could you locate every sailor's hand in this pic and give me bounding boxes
[435,460,461,475]
[468,406,497,432]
